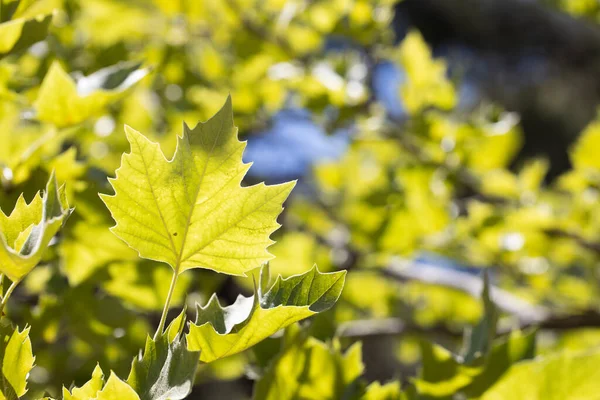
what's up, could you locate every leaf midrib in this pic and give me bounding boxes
[174,115,227,274]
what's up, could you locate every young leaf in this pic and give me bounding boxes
[394,30,456,113]
[416,342,479,397]
[63,364,104,400]
[59,220,138,286]
[187,266,346,362]
[414,273,535,398]
[462,270,498,363]
[481,348,600,400]
[96,373,140,400]
[254,329,364,400]
[103,261,192,311]
[0,326,35,400]
[101,96,295,276]
[34,61,149,127]
[0,173,71,281]
[63,365,141,400]
[127,325,199,400]
[463,329,536,397]
[361,381,405,400]
[0,12,53,60]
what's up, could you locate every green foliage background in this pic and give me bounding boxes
[0,0,599,398]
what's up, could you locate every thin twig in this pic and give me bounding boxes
[0,279,20,317]
[337,310,600,339]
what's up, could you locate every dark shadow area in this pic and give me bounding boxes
[395,0,600,179]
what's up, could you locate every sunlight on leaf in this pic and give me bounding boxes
[187,266,346,362]
[0,326,34,400]
[0,173,71,281]
[34,61,149,127]
[102,96,295,276]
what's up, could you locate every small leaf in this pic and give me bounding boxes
[96,373,140,400]
[127,331,199,400]
[570,119,600,170]
[63,364,105,400]
[59,220,138,286]
[394,30,456,113]
[0,12,53,60]
[464,329,536,397]
[254,332,363,400]
[101,96,295,276]
[0,173,71,281]
[361,381,405,400]
[0,326,35,400]
[166,307,187,342]
[34,61,149,127]
[103,261,192,311]
[416,342,478,397]
[462,270,498,363]
[187,266,346,362]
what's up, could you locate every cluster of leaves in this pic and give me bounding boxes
[0,94,346,398]
[0,0,600,398]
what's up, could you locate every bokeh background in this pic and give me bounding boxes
[1,0,600,398]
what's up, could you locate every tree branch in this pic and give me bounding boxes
[338,261,600,339]
[381,259,551,323]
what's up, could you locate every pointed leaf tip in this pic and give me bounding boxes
[187,266,345,362]
[103,97,295,276]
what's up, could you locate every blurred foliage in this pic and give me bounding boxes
[0,0,598,398]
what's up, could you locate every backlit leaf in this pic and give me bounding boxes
[0,8,53,59]
[187,266,346,362]
[101,96,295,276]
[96,373,140,400]
[0,326,34,400]
[482,348,600,400]
[0,173,71,281]
[127,330,199,400]
[34,61,149,127]
[254,327,363,400]
[63,364,104,400]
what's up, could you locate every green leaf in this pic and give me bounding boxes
[63,365,142,400]
[463,329,536,397]
[101,96,295,276]
[187,266,346,362]
[103,261,192,311]
[0,173,71,281]
[166,307,188,343]
[126,329,199,400]
[415,330,536,398]
[416,342,479,398]
[254,327,364,400]
[482,348,600,400]
[96,373,140,400]
[461,271,498,363]
[0,11,52,59]
[8,0,60,20]
[394,30,456,113]
[34,61,149,127]
[0,325,34,400]
[63,364,104,400]
[570,119,600,170]
[59,220,138,286]
[362,381,405,400]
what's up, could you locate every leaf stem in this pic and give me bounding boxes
[154,270,179,340]
[0,279,20,317]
